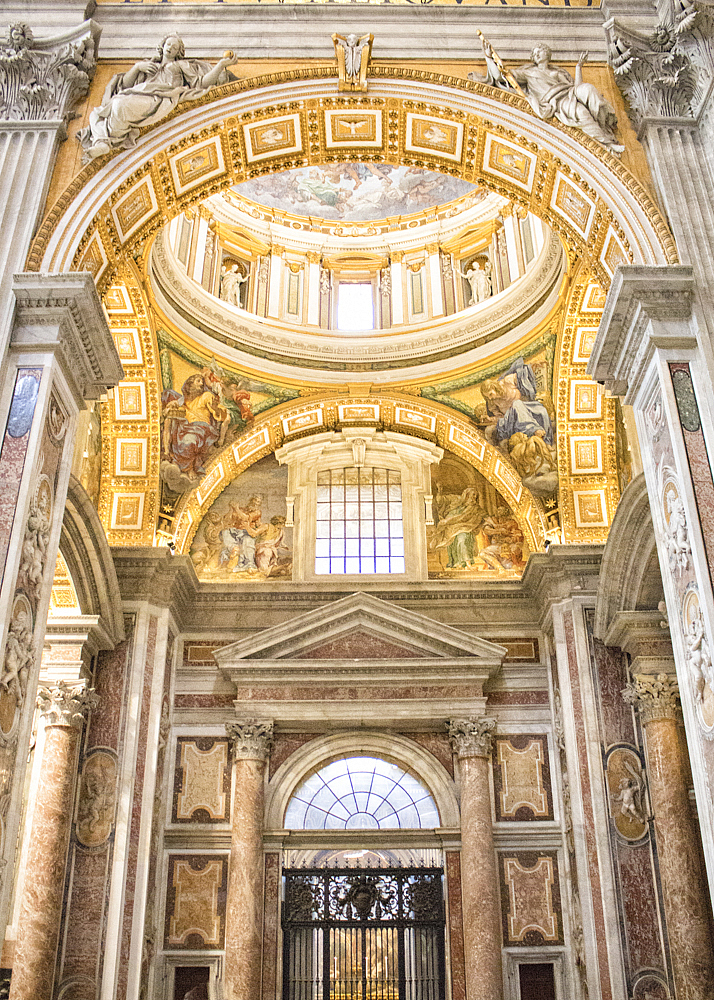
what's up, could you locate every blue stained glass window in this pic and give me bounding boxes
[284,756,440,830]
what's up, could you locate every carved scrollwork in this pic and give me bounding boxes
[225,719,274,760]
[447,717,496,758]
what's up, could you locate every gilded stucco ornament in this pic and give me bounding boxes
[0,21,97,125]
[78,34,235,161]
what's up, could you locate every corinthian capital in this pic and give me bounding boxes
[448,718,496,759]
[225,720,274,761]
[622,672,681,724]
[0,21,99,126]
[37,682,98,729]
[606,4,714,128]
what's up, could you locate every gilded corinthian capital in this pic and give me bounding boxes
[448,718,496,758]
[225,720,274,761]
[622,672,681,725]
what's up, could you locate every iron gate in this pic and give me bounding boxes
[282,866,446,1000]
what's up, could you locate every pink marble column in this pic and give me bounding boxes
[10,682,96,1000]
[625,674,714,1000]
[224,721,273,1000]
[449,718,503,1000]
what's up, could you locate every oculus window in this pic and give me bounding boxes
[285,756,440,830]
[315,467,405,575]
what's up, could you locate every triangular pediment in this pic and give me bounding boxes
[214,592,506,663]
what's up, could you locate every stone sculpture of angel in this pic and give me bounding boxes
[78,34,234,161]
[665,491,691,573]
[1,606,33,708]
[686,607,713,702]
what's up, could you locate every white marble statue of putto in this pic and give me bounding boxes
[78,34,234,161]
[474,40,624,155]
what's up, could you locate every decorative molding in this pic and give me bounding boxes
[11,272,124,403]
[225,720,274,761]
[606,3,714,129]
[36,681,98,729]
[0,21,99,127]
[448,717,497,758]
[622,672,682,724]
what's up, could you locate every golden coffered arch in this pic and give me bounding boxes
[170,390,549,557]
[28,69,676,290]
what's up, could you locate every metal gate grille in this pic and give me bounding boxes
[282,866,445,1000]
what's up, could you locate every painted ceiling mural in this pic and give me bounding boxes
[232,164,482,223]
[189,454,292,582]
[428,451,529,579]
[423,337,558,499]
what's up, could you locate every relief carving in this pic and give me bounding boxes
[682,587,714,731]
[660,471,691,574]
[76,750,117,847]
[19,476,52,603]
[605,747,649,841]
[0,594,34,715]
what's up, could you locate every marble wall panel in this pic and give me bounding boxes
[445,850,466,1000]
[617,844,666,973]
[269,734,317,780]
[164,855,228,950]
[492,735,553,822]
[59,619,135,989]
[402,732,454,779]
[261,853,280,1000]
[486,690,549,707]
[172,737,231,823]
[589,631,635,745]
[117,614,158,1000]
[499,851,563,946]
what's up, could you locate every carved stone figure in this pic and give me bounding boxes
[78,35,234,160]
[0,22,97,124]
[686,606,713,702]
[614,759,648,826]
[664,490,691,572]
[1,600,34,709]
[333,32,373,92]
[458,261,492,306]
[219,264,249,307]
[19,483,52,601]
[76,750,116,847]
[486,43,624,154]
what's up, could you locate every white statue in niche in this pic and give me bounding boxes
[479,41,624,154]
[220,264,249,307]
[78,34,234,160]
[457,260,492,306]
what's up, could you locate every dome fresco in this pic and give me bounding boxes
[231,162,482,222]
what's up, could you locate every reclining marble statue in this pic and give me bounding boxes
[470,39,624,155]
[79,34,234,160]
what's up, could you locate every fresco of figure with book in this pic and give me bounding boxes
[427,451,529,579]
[190,455,292,581]
[423,344,557,499]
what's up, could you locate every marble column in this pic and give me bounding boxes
[623,673,714,1000]
[224,720,273,1000]
[449,718,503,1000]
[10,682,96,1000]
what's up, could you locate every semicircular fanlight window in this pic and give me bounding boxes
[284,756,440,830]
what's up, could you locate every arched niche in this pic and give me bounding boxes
[266,731,460,832]
[28,72,676,293]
